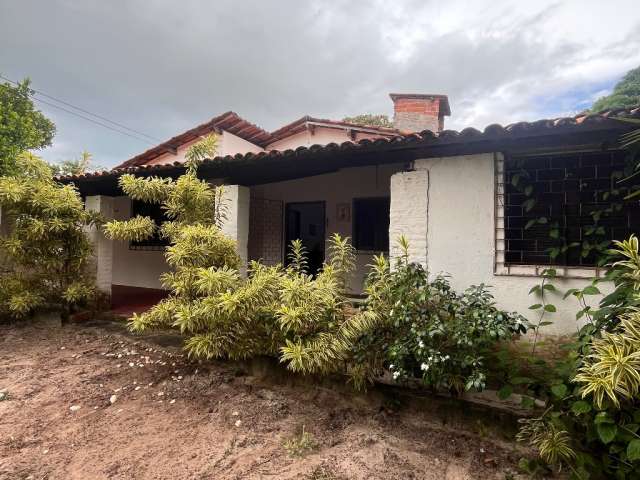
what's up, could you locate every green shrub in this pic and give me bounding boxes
[513,236,640,479]
[283,425,316,457]
[349,237,529,393]
[0,152,97,320]
[104,136,377,373]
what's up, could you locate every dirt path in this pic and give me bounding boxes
[0,318,527,479]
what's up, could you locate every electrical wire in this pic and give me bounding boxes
[0,74,161,145]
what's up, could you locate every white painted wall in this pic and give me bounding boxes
[220,185,250,276]
[252,163,404,292]
[396,153,613,335]
[85,196,115,293]
[110,196,169,289]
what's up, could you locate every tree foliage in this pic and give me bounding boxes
[0,152,97,320]
[0,78,56,176]
[50,150,103,177]
[342,113,394,128]
[592,66,640,112]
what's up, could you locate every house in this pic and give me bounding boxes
[63,94,640,335]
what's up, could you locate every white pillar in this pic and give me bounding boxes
[220,185,250,275]
[85,196,115,295]
[389,170,429,268]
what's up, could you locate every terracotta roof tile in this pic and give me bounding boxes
[60,105,640,183]
[114,111,271,169]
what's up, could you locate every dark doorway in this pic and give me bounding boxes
[285,201,326,275]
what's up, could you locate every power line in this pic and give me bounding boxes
[33,95,157,145]
[0,74,162,144]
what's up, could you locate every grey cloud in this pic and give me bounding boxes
[1,0,639,167]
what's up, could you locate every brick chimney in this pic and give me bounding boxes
[390,93,451,132]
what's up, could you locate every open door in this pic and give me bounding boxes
[285,201,325,275]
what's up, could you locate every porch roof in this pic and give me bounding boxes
[61,106,640,197]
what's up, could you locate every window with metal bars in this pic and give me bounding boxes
[503,150,639,267]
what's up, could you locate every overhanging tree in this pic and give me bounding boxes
[0,78,56,176]
[592,66,640,112]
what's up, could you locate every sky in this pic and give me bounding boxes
[2,0,640,169]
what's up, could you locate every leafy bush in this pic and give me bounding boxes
[105,136,377,373]
[349,237,530,393]
[0,152,98,320]
[513,236,640,479]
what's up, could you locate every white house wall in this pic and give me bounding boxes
[409,153,612,335]
[110,196,169,290]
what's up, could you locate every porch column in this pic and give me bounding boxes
[85,196,115,295]
[389,170,429,268]
[220,185,250,276]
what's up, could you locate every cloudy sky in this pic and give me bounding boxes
[2,0,640,168]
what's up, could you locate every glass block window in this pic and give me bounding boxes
[503,150,639,267]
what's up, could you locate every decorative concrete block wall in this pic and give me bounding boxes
[389,169,429,268]
[221,185,251,275]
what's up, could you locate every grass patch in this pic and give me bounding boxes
[283,425,316,458]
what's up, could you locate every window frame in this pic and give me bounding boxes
[352,196,390,253]
[494,152,609,279]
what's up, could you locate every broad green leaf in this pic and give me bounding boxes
[597,423,617,444]
[582,286,601,295]
[544,304,557,313]
[571,400,592,415]
[529,304,542,310]
[564,288,579,299]
[627,439,640,462]
[529,285,541,294]
[551,384,567,398]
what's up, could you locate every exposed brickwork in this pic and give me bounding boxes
[248,197,283,266]
[390,94,448,133]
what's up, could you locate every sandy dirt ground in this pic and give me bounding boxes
[0,318,529,480]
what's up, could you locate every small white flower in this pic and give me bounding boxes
[392,371,400,380]
[420,362,429,371]
[418,340,425,348]
[389,364,395,370]
[444,355,450,360]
